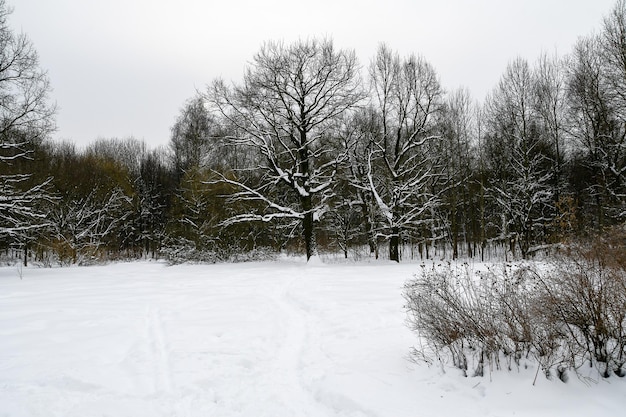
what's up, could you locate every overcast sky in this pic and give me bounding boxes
[11,0,617,149]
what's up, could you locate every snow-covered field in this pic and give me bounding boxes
[0,259,624,416]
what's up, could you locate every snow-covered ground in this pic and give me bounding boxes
[0,259,624,416]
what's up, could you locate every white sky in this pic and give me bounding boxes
[11,0,616,149]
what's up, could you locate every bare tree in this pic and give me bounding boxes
[438,88,476,259]
[534,52,568,205]
[339,107,383,257]
[484,58,554,258]
[208,38,364,260]
[566,35,626,227]
[0,1,55,141]
[366,44,444,262]
[170,95,214,178]
[0,0,55,259]
[85,137,147,177]
[599,1,626,221]
[602,0,626,115]
[47,188,132,264]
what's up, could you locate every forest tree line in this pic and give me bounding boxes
[2,1,626,265]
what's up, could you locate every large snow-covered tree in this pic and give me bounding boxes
[484,58,554,258]
[366,44,444,262]
[0,0,55,254]
[208,38,364,260]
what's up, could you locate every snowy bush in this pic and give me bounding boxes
[403,263,502,376]
[161,237,276,265]
[537,230,626,378]
[404,229,626,381]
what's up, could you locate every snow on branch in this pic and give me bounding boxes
[206,172,305,226]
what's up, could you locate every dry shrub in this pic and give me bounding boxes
[540,226,626,377]
[404,226,626,382]
[404,263,503,377]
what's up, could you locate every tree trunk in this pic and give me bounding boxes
[302,195,318,261]
[389,226,400,262]
[451,189,459,260]
[359,197,378,258]
[303,211,317,261]
[452,232,458,260]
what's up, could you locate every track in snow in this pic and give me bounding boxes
[1,261,624,417]
[146,306,173,395]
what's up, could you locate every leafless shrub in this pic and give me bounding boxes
[538,227,626,378]
[404,263,502,377]
[404,227,626,382]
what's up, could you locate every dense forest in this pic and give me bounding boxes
[2,0,626,266]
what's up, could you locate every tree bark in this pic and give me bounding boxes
[389,226,400,262]
[302,195,318,261]
[358,192,378,258]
